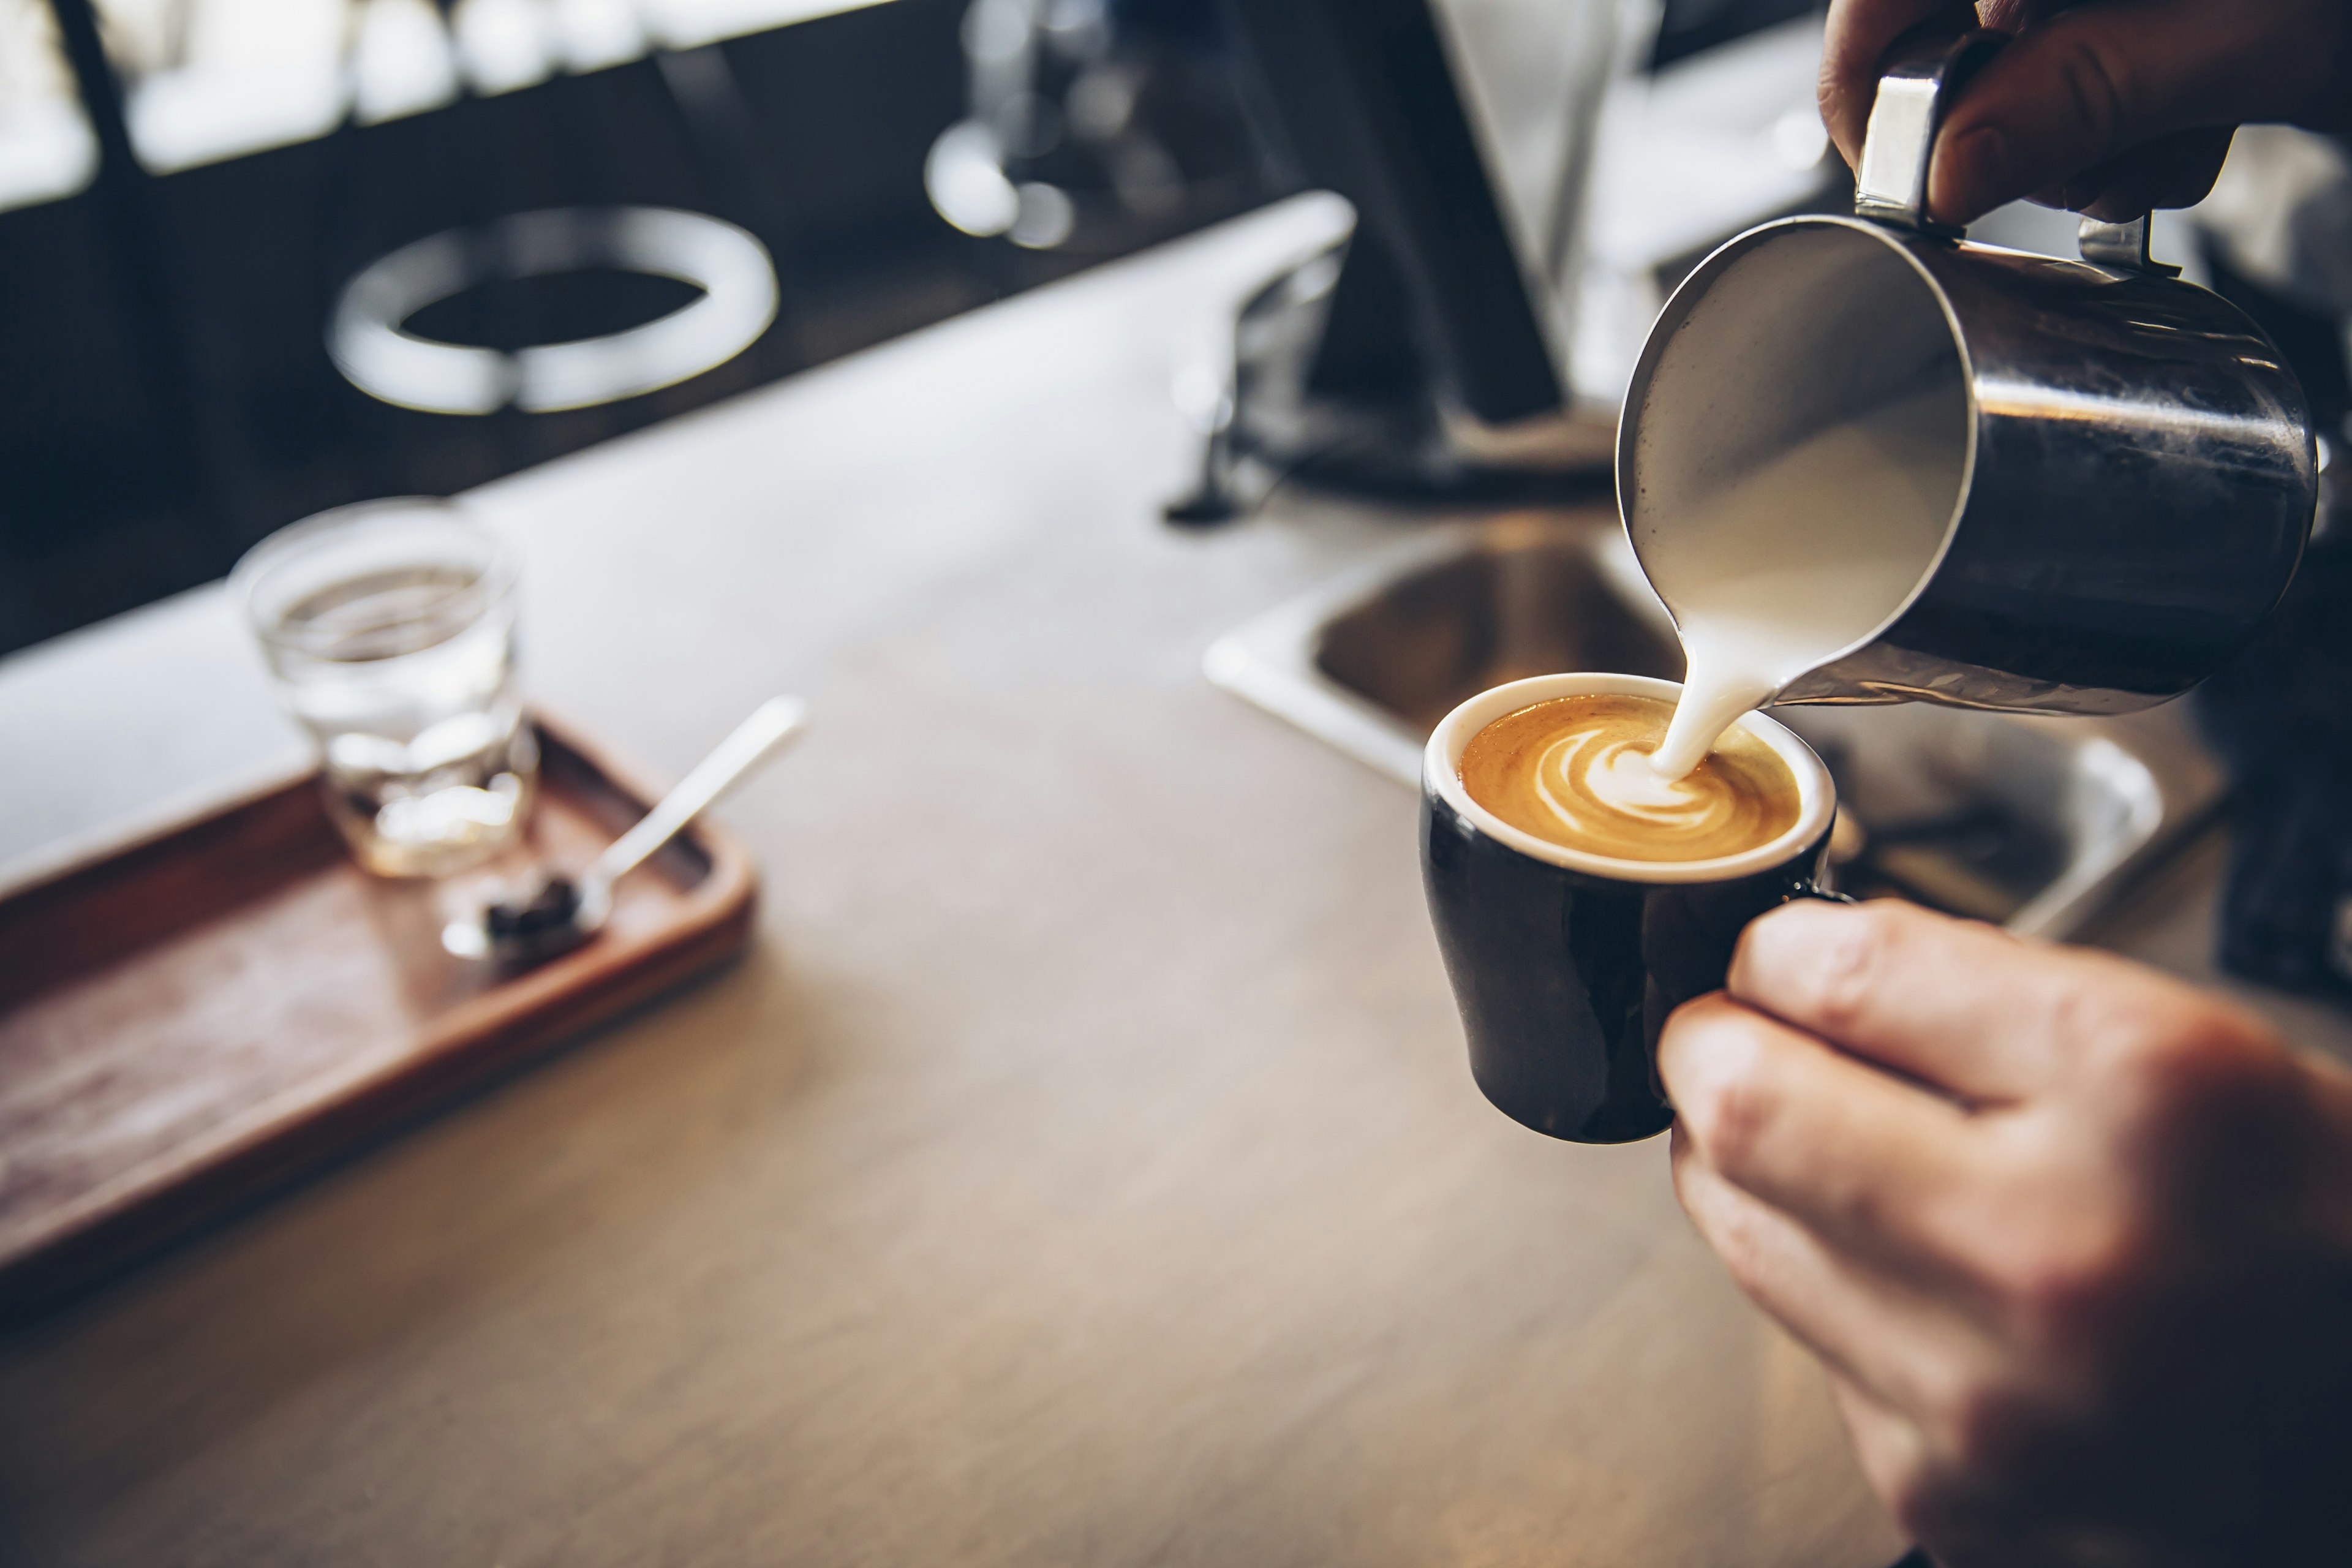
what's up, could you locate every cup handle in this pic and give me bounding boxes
[1785,883,1860,908]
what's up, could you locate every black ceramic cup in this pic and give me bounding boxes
[1422,673,1841,1143]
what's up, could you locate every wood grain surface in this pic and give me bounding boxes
[0,720,755,1311]
[0,201,1943,1567]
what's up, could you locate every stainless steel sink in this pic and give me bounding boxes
[1207,514,2225,939]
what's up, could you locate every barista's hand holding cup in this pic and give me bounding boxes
[1422,673,1839,1142]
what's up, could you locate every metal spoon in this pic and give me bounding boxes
[442,696,807,965]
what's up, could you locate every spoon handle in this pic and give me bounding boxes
[590,696,807,890]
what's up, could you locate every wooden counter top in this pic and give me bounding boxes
[3,197,2333,1567]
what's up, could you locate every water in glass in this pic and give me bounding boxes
[238,500,535,877]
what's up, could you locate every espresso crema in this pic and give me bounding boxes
[1460,694,1801,862]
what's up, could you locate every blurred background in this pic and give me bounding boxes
[0,0,1807,655]
[4,0,2346,657]
[0,0,1281,653]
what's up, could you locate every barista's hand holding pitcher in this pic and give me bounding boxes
[1660,901,2352,1563]
[1818,0,2352,225]
[1642,4,2352,1559]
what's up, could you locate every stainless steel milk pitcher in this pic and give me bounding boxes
[1618,30,2319,715]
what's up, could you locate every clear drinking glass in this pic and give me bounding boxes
[233,498,537,878]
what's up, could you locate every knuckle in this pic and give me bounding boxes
[1785,902,1909,1034]
[1677,1033,1780,1178]
[1996,1217,2146,1351]
[2128,1027,2236,1118]
[1932,1373,2037,1480]
[1958,1148,2152,1349]
[2043,963,2283,1114]
[2051,35,2135,153]
[1874,1453,1965,1551]
[2106,999,2285,1133]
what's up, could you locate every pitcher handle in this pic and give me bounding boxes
[1853,27,2008,236]
[1855,26,2186,276]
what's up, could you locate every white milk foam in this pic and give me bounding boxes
[1646,388,1958,780]
[1540,728,1711,833]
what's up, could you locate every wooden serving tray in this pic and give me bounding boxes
[0,715,758,1313]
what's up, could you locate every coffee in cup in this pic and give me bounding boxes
[1458,693,1801,862]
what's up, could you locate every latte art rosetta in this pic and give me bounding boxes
[1460,695,1801,862]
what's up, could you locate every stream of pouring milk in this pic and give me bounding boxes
[1645,388,1960,780]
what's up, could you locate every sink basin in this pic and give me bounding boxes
[1207,514,2224,939]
